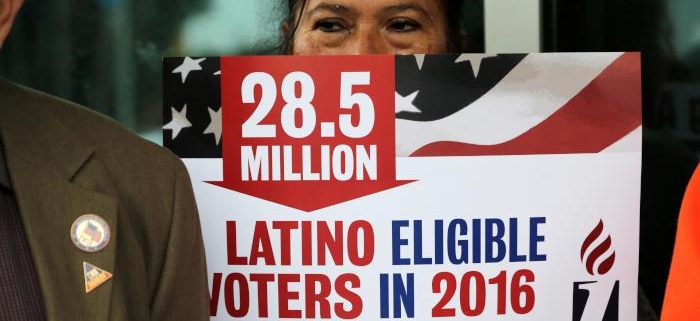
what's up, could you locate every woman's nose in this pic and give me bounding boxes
[348,26,390,54]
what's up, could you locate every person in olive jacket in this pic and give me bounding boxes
[0,0,209,320]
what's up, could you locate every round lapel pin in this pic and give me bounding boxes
[70,214,111,253]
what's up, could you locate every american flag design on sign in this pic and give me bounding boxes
[395,52,641,157]
[163,53,640,158]
[163,57,222,158]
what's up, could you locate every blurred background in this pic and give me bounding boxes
[1,0,699,317]
[0,0,278,141]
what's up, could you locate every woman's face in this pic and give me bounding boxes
[290,0,449,55]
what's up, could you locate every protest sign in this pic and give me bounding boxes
[164,53,641,320]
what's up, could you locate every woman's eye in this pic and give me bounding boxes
[388,19,419,32]
[314,20,345,32]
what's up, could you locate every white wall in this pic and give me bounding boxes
[484,0,541,53]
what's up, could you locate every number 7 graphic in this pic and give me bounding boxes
[572,280,619,321]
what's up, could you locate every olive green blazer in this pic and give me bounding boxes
[0,78,209,320]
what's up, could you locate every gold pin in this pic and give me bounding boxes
[70,214,111,253]
[83,261,113,293]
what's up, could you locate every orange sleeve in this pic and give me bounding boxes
[661,164,700,321]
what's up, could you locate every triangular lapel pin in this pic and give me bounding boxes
[83,261,113,293]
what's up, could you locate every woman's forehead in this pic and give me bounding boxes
[299,0,445,16]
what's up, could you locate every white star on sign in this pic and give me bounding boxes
[455,53,497,78]
[163,105,192,139]
[395,91,422,114]
[203,106,222,145]
[213,70,221,76]
[172,57,205,83]
[414,54,426,70]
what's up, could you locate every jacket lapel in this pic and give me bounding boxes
[0,80,117,321]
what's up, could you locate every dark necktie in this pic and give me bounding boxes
[0,186,47,321]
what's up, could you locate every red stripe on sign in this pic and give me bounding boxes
[410,52,641,156]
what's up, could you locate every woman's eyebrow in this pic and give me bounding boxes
[381,4,433,20]
[307,3,354,16]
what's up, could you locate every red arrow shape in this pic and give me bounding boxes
[209,179,414,212]
[211,55,410,212]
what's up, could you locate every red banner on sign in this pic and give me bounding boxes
[211,55,412,211]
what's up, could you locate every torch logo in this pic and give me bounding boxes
[573,220,619,321]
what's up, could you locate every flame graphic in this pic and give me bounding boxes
[580,220,616,275]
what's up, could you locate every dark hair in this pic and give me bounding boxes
[281,0,467,54]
